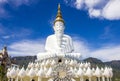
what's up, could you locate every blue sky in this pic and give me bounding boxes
[0,0,120,61]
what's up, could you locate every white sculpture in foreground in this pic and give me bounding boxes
[45,5,74,54]
[7,61,113,81]
[37,4,80,60]
[45,4,74,54]
[7,4,113,81]
[45,21,74,54]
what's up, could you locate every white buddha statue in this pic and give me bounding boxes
[45,4,74,54]
[37,4,80,60]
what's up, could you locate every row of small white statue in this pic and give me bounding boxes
[28,60,90,68]
[77,67,113,78]
[7,66,113,79]
[37,53,81,61]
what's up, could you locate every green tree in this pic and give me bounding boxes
[0,64,7,81]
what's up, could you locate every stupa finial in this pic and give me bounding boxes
[54,3,64,24]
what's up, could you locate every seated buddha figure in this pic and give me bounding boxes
[45,4,74,54]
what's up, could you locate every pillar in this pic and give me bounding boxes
[11,78,13,81]
[107,77,109,81]
[102,76,105,81]
[80,77,84,81]
[98,77,100,81]
[15,77,19,81]
[110,78,112,81]
[30,78,32,81]
[89,77,91,81]
[20,78,23,81]
[38,77,42,81]
[8,78,10,81]
[81,77,84,81]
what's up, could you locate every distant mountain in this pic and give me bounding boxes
[105,60,120,70]
[84,57,105,68]
[11,56,37,68]
[84,57,120,81]
[84,57,103,64]
[11,56,120,81]
[84,57,120,70]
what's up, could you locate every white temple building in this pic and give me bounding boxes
[7,4,113,81]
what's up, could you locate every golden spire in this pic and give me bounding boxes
[54,4,64,24]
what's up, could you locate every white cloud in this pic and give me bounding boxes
[0,0,7,4]
[100,26,114,39]
[12,28,32,38]
[85,0,104,9]
[74,0,84,9]
[89,8,101,18]
[8,0,35,7]
[65,0,120,20]
[8,37,90,57]
[102,0,120,20]
[73,37,90,58]
[90,45,120,61]
[8,38,82,58]
[2,35,11,39]
[0,26,32,39]
[0,0,34,6]
[8,39,45,56]
[74,38,120,61]
[7,37,120,61]
[64,0,69,4]
[71,0,105,10]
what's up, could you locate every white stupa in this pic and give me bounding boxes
[7,4,113,81]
